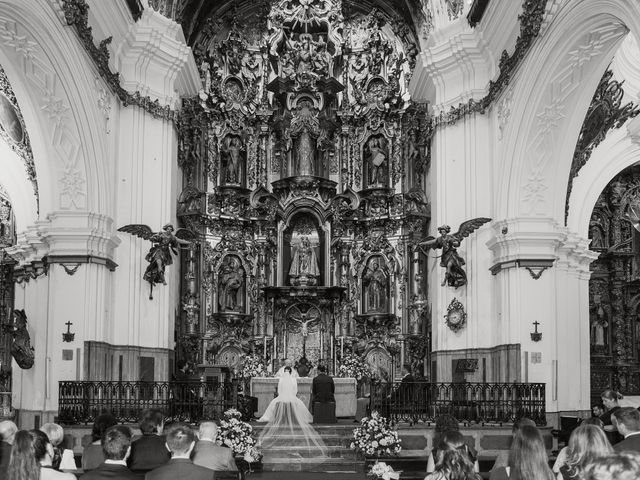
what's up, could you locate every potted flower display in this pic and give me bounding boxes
[351,410,402,459]
[338,353,373,397]
[239,353,267,378]
[369,461,400,479]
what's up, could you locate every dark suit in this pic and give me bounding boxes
[312,373,335,403]
[613,432,640,453]
[0,441,11,478]
[80,462,140,480]
[192,440,237,471]
[145,458,213,480]
[128,434,170,472]
[397,373,415,403]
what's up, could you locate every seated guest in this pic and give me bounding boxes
[40,423,76,470]
[593,403,605,418]
[192,422,237,471]
[128,410,170,472]
[553,417,605,474]
[80,426,138,480]
[424,430,480,480]
[489,425,554,480]
[145,422,213,480]
[557,424,612,480]
[0,420,17,477]
[8,430,75,480]
[492,417,536,471]
[82,413,118,471]
[584,451,640,480]
[426,415,478,473]
[612,407,640,452]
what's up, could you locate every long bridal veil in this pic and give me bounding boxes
[257,373,327,457]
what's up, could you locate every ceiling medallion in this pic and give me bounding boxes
[445,297,466,332]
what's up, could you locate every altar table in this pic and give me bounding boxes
[250,377,357,417]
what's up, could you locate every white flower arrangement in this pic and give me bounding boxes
[337,353,373,381]
[351,411,402,457]
[216,408,260,456]
[369,462,400,480]
[239,353,267,378]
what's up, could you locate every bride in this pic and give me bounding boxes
[257,366,327,456]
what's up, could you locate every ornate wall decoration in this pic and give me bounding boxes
[588,164,640,401]
[175,0,430,379]
[444,297,466,332]
[565,69,640,222]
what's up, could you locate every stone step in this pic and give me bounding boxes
[260,456,362,472]
[260,446,357,459]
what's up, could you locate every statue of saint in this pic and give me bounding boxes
[296,130,314,176]
[363,258,388,313]
[222,136,244,185]
[289,236,320,282]
[219,256,244,312]
[366,136,387,186]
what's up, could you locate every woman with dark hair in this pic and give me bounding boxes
[558,424,612,479]
[8,430,75,480]
[489,425,554,480]
[426,415,478,474]
[81,413,118,470]
[599,389,623,444]
[424,430,480,480]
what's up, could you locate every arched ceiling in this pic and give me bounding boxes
[172,0,425,47]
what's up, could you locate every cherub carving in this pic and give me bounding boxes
[417,218,491,288]
[118,224,196,299]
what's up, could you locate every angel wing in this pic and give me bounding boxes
[118,224,154,240]
[453,217,492,241]
[175,228,197,242]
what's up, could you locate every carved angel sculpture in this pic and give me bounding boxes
[417,218,491,288]
[118,223,195,299]
[3,310,34,369]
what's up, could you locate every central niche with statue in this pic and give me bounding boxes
[175,0,431,380]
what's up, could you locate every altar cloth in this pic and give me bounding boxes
[250,377,357,417]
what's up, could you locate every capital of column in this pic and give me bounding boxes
[7,211,120,270]
[409,18,494,109]
[487,217,597,278]
[116,9,199,108]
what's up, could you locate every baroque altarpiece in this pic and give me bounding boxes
[174,0,431,380]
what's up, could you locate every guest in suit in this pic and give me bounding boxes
[397,364,415,403]
[8,430,75,480]
[145,422,213,480]
[312,364,335,404]
[128,410,170,473]
[613,407,640,452]
[192,422,237,472]
[82,414,118,471]
[80,426,138,480]
[0,420,17,477]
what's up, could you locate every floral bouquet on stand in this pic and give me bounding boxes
[338,353,373,381]
[351,410,402,457]
[369,462,400,479]
[239,353,267,379]
[216,408,260,457]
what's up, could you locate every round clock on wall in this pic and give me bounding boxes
[445,298,466,332]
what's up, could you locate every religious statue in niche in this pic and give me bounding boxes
[363,256,388,313]
[418,218,491,288]
[364,135,388,187]
[221,135,245,185]
[118,223,195,299]
[218,255,245,313]
[289,236,320,286]
[590,294,609,347]
[3,310,34,369]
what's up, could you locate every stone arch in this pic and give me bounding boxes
[567,126,640,238]
[0,0,112,221]
[498,0,640,223]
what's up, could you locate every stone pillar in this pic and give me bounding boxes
[110,8,199,379]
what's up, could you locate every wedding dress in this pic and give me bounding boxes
[257,372,327,456]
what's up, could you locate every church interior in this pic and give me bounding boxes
[0,0,640,476]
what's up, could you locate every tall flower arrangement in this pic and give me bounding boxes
[351,411,402,457]
[239,353,267,378]
[216,408,260,456]
[337,353,373,380]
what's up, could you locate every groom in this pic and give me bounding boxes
[311,364,335,417]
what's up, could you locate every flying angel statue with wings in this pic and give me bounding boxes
[417,218,491,288]
[118,223,196,299]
